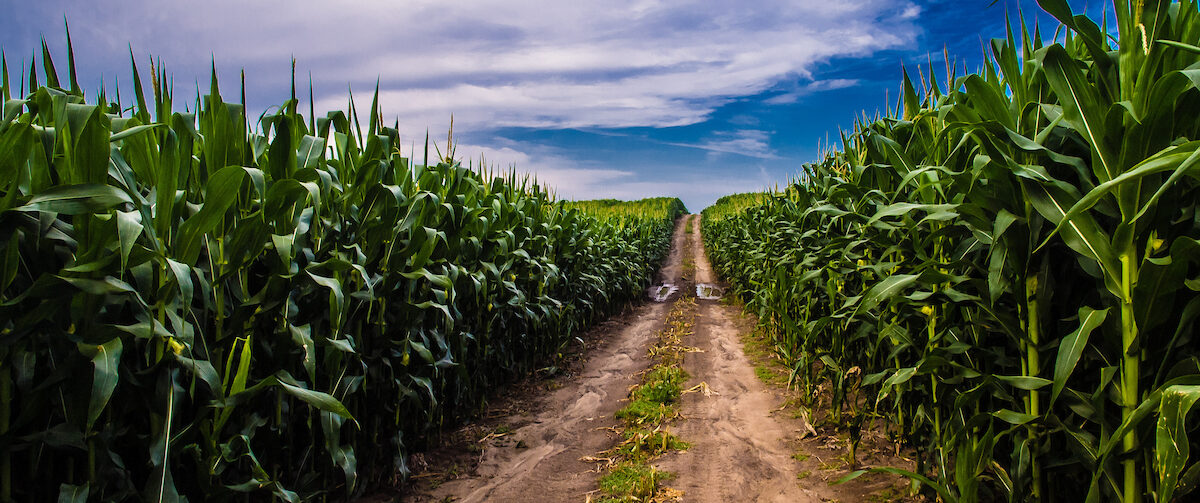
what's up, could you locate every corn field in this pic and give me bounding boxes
[0,35,684,500]
[704,1,1200,502]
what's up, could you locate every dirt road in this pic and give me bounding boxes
[406,215,908,502]
[651,216,818,501]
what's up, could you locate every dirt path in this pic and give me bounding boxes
[405,215,910,502]
[652,216,820,501]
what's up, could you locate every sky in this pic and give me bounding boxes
[1,0,1103,211]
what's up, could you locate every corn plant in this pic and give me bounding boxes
[704,1,1200,501]
[0,34,684,501]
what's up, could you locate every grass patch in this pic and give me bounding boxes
[864,488,902,502]
[614,428,690,461]
[792,452,810,462]
[754,365,788,386]
[820,458,845,471]
[739,327,777,363]
[615,400,675,425]
[596,296,695,501]
[681,259,696,279]
[633,366,687,403]
[598,462,672,501]
[796,470,812,480]
[616,364,688,425]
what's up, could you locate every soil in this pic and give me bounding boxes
[388,215,917,502]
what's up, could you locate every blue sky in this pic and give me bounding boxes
[1,0,1102,211]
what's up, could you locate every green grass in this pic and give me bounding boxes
[616,365,688,426]
[819,459,844,471]
[754,365,788,387]
[613,429,689,462]
[615,400,675,426]
[598,462,671,502]
[633,367,687,403]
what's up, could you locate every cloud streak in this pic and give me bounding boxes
[664,130,780,159]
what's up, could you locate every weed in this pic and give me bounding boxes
[754,365,787,386]
[614,428,689,461]
[819,458,844,471]
[598,462,671,501]
[615,400,674,426]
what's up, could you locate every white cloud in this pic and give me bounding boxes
[763,78,862,104]
[443,142,635,199]
[665,129,779,159]
[74,0,921,138]
[441,139,774,210]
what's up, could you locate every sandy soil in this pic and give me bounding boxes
[397,215,915,502]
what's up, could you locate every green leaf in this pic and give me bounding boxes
[76,338,123,431]
[836,466,956,502]
[878,367,918,402]
[116,210,143,271]
[963,74,1013,128]
[852,274,919,316]
[866,202,958,225]
[175,166,263,264]
[870,134,916,175]
[0,121,34,210]
[1158,39,1200,55]
[994,408,1038,425]
[1052,307,1108,407]
[1048,143,1200,238]
[1020,176,1121,290]
[277,378,358,427]
[166,258,193,310]
[64,104,110,185]
[297,135,325,171]
[57,276,139,296]
[994,375,1052,390]
[174,353,222,398]
[13,183,132,215]
[1156,385,1200,503]
[56,482,89,503]
[109,123,162,142]
[1040,44,1118,183]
